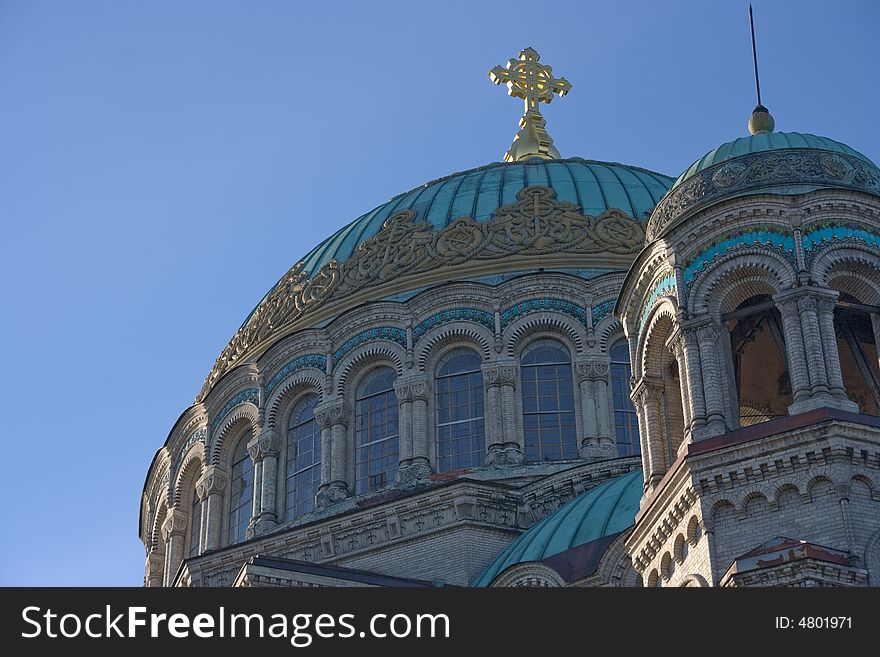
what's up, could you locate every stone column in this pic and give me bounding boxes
[195,465,227,553]
[634,379,666,491]
[667,331,693,448]
[161,508,188,586]
[798,294,830,396]
[395,375,431,485]
[575,358,616,461]
[694,321,726,437]
[482,362,523,465]
[394,378,414,470]
[594,363,614,448]
[245,437,263,539]
[774,293,812,408]
[482,363,504,462]
[145,551,165,588]
[682,327,707,433]
[248,427,282,536]
[410,376,431,478]
[816,292,858,410]
[575,360,598,458]
[314,399,349,508]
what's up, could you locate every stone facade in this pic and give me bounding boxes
[141,267,643,587]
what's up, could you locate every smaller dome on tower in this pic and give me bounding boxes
[646,132,880,241]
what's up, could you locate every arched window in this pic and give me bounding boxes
[286,394,321,520]
[228,435,254,545]
[521,339,577,461]
[188,489,201,558]
[355,367,399,495]
[610,339,640,456]
[725,294,792,425]
[834,297,880,415]
[436,349,485,472]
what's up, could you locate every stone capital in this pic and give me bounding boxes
[631,376,664,406]
[254,427,283,458]
[574,357,610,383]
[161,508,188,541]
[314,399,348,429]
[195,465,228,500]
[482,361,517,389]
[393,374,430,403]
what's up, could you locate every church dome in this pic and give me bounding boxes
[472,469,643,586]
[201,158,673,399]
[646,131,880,241]
[298,158,673,274]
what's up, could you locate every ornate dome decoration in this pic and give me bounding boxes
[646,132,880,241]
[199,159,673,400]
[472,469,643,586]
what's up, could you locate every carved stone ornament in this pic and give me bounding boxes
[314,400,348,429]
[199,185,645,400]
[196,467,227,500]
[647,149,880,241]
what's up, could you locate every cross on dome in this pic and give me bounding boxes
[489,47,572,163]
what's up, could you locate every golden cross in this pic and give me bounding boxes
[489,47,572,114]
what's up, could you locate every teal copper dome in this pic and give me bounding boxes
[647,132,880,241]
[299,158,674,274]
[670,132,876,192]
[472,469,643,586]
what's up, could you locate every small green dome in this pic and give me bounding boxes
[647,131,880,241]
[670,131,876,192]
[299,159,673,275]
[472,469,643,587]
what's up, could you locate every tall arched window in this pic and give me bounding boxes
[436,349,485,472]
[286,394,321,520]
[228,435,253,545]
[188,489,202,557]
[521,339,577,461]
[610,339,640,456]
[355,367,399,495]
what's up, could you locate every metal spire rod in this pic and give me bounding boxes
[749,3,762,107]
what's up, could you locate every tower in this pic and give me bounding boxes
[616,115,880,586]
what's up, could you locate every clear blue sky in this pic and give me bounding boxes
[0,0,877,585]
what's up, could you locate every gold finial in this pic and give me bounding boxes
[489,47,572,162]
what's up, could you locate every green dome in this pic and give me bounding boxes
[670,131,876,192]
[472,469,643,586]
[647,131,880,241]
[299,159,674,274]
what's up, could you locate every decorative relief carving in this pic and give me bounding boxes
[412,308,494,342]
[647,149,880,241]
[209,389,259,434]
[200,185,645,400]
[575,361,611,383]
[482,363,517,388]
[590,299,616,326]
[637,272,677,337]
[265,354,327,394]
[196,468,227,500]
[172,427,207,477]
[681,226,797,299]
[332,327,406,362]
[314,400,348,428]
[801,221,880,266]
[500,297,590,330]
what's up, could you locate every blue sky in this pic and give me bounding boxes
[0,0,877,585]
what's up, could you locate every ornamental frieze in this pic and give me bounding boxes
[199,185,645,400]
[647,149,880,241]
